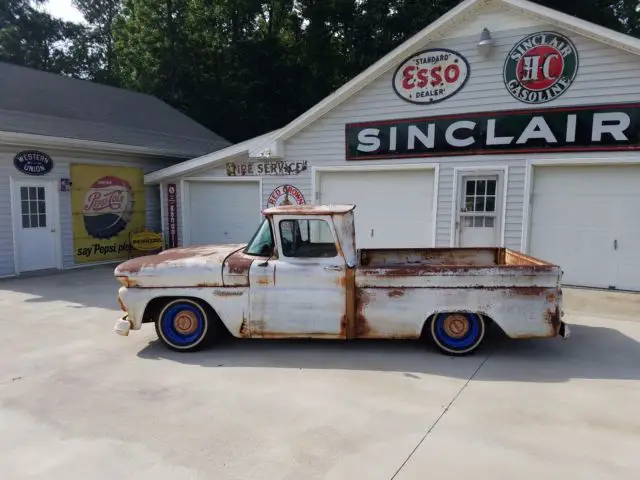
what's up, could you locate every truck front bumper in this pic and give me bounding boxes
[114,315,132,336]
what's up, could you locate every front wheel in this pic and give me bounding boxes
[155,299,215,352]
[430,312,486,356]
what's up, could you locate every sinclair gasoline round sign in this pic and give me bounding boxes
[504,31,579,104]
[393,48,470,105]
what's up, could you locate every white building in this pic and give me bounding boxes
[0,62,229,277]
[146,0,640,292]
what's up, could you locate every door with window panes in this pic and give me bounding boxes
[14,181,58,272]
[457,176,500,247]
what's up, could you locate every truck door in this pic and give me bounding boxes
[248,215,347,338]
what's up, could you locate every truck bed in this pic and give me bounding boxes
[358,247,554,268]
[356,248,561,289]
[354,248,563,340]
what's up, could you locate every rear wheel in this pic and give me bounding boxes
[430,312,486,356]
[155,298,215,352]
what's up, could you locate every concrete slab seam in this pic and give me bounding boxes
[389,353,493,480]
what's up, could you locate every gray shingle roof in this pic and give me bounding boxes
[0,62,231,157]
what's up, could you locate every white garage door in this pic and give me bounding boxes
[529,165,640,291]
[187,181,261,246]
[318,168,435,249]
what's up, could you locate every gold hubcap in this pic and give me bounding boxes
[443,314,470,338]
[174,310,199,335]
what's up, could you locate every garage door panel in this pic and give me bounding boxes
[319,170,434,249]
[530,165,640,291]
[188,181,260,246]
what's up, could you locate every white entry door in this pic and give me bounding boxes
[457,175,501,247]
[13,180,59,272]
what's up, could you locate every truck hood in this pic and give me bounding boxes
[114,244,246,288]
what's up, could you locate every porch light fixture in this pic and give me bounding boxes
[478,28,494,55]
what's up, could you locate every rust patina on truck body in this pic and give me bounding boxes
[113,204,570,356]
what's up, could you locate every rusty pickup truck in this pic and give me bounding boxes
[113,204,570,356]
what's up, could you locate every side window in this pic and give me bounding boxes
[279,219,338,258]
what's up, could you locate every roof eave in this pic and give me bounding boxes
[503,0,640,56]
[0,130,199,159]
[143,130,280,184]
[262,0,483,146]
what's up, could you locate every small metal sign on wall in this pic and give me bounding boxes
[167,183,178,249]
[226,160,308,176]
[14,150,53,176]
[267,185,305,208]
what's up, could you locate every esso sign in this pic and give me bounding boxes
[392,49,470,105]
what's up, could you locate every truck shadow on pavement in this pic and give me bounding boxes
[136,323,640,383]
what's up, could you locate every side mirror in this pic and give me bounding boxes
[258,246,275,267]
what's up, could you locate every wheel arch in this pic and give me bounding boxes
[143,296,229,335]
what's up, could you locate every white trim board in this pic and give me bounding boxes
[179,177,263,246]
[9,177,63,275]
[450,166,509,248]
[521,158,640,253]
[312,163,439,247]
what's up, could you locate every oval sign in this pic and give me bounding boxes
[131,231,164,252]
[14,150,54,176]
[392,48,470,105]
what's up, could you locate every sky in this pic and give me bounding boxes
[43,0,85,24]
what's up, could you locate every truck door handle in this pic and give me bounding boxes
[324,266,342,272]
[614,239,618,250]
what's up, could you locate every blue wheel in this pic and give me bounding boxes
[430,312,486,356]
[155,299,212,351]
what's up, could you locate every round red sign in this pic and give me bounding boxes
[504,32,579,104]
[392,48,470,105]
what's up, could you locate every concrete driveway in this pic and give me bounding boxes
[1,266,639,480]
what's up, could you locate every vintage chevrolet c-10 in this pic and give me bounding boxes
[113,204,570,356]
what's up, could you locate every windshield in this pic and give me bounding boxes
[244,219,274,256]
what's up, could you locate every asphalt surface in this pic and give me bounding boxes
[1,266,639,479]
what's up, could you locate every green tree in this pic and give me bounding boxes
[73,0,122,84]
[0,0,86,76]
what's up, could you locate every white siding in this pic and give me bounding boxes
[283,19,640,248]
[0,145,173,276]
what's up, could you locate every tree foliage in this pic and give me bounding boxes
[1,0,639,142]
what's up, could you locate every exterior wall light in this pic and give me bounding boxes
[478,28,494,56]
